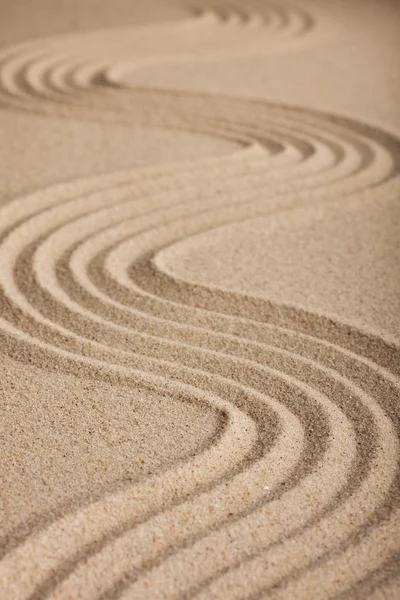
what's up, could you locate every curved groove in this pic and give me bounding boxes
[0,3,399,599]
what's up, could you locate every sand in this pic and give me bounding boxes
[0,0,399,598]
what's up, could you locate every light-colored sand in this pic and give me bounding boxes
[0,1,399,599]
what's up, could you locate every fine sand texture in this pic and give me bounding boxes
[0,1,399,599]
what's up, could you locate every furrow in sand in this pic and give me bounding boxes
[0,1,399,599]
[0,1,313,114]
[3,98,394,366]
[0,268,366,600]
[0,316,264,599]
[155,386,398,600]
[13,240,396,600]
[61,273,397,597]
[1,205,398,596]
[47,373,355,600]
[0,164,288,597]
[0,12,399,597]
[0,171,398,596]
[1,270,398,600]
[241,511,400,600]
[64,191,393,596]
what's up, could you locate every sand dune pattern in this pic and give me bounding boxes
[0,1,400,599]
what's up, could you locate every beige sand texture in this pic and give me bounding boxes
[0,0,399,598]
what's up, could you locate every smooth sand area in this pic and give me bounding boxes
[0,1,399,598]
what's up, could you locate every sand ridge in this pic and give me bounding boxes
[0,1,399,599]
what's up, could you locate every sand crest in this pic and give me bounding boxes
[0,1,399,599]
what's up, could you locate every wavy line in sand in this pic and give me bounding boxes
[0,0,312,122]
[0,3,399,599]
[0,93,399,598]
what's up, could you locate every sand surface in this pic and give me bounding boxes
[0,1,399,598]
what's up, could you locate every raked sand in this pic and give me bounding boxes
[0,1,399,598]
